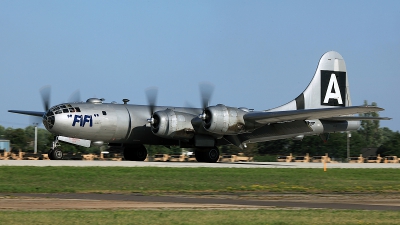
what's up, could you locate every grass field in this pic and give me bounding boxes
[1,167,400,224]
[0,167,400,193]
[0,209,399,225]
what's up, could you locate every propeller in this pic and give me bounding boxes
[199,82,214,110]
[145,87,158,125]
[40,85,51,112]
[29,115,43,127]
[199,82,214,120]
[68,89,81,103]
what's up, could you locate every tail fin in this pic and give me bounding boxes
[269,51,351,112]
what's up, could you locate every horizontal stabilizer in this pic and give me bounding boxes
[8,110,45,117]
[244,106,384,124]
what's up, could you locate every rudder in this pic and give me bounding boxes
[268,51,352,112]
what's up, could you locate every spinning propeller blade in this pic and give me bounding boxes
[199,82,214,120]
[199,82,214,110]
[40,85,51,112]
[145,87,158,124]
[68,89,81,103]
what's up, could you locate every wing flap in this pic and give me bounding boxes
[244,106,386,124]
[323,116,391,121]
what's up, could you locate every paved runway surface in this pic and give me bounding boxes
[2,193,399,211]
[1,160,400,168]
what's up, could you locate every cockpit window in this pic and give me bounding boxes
[102,111,107,115]
[44,104,81,129]
[47,104,81,115]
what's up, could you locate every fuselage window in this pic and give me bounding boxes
[102,111,107,115]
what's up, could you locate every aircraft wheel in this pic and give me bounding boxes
[48,149,54,160]
[50,148,63,160]
[195,147,220,163]
[207,147,220,163]
[194,148,206,162]
[124,144,148,161]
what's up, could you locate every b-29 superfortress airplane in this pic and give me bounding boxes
[9,51,390,162]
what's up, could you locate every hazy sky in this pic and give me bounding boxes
[1,1,399,131]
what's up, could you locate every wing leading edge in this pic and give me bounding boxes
[243,106,390,125]
[8,110,45,117]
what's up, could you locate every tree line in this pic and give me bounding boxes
[0,125,100,154]
[1,101,398,159]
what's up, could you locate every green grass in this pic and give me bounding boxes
[1,167,399,224]
[0,209,399,225]
[1,167,400,193]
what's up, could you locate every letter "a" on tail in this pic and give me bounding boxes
[320,70,347,106]
[268,51,351,112]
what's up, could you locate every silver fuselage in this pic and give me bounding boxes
[43,101,360,147]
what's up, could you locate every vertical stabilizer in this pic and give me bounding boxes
[268,51,351,112]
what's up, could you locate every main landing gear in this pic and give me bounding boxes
[48,136,63,160]
[123,144,148,161]
[194,147,220,163]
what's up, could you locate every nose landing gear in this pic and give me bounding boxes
[48,136,63,160]
[48,148,63,160]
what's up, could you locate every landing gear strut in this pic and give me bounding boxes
[123,144,148,161]
[48,136,63,160]
[195,147,220,163]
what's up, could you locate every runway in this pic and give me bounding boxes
[1,160,399,211]
[1,160,400,168]
[2,193,400,211]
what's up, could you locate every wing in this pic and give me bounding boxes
[8,110,45,117]
[243,106,389,124]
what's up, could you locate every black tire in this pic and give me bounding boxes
[48,149,54,160]
[195,147,220,163]
[52,148,63,160]
[207,147,220,163]
[194,149,205,162]
[124,144,147,161]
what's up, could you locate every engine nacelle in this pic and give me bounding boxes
[203,104,247,135]
[152,109,195,139]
